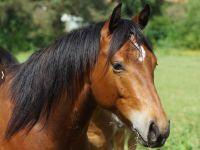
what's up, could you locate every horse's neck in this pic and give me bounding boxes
[46,83,96,149]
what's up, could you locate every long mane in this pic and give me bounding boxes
[5,20,151,139]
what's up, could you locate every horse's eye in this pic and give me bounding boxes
[112,62,124,73]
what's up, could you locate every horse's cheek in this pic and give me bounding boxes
[91,83,118,109]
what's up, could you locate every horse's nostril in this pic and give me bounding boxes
[148,122,159,143]
[147,121,170,148]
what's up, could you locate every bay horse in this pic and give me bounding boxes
[0,3,170,150]
[0,43,127,150]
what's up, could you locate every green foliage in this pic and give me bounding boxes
[0,0,63,52]
[181,0,200,49]
[0,0,199,52]
[122,0,163,17]
[147,0,200,49]
[0,0,113,52]
[0,1,34,52]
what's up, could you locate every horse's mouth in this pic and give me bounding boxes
[133,128,167,148]
[132,127,159,148]
[133,128,149,147]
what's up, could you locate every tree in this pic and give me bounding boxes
[0,0,114,52]
[122,0,164,17]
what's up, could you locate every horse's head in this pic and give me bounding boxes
[91,4,170,148]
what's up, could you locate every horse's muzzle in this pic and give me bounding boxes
[146,120,170,148]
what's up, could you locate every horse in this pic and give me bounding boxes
[88,4,169,150]
[0,45,128,150]
[0,3,170,150]
[0,44,124,149]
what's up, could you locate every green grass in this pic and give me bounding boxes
[15,49,200,150]
[15,51,33,63]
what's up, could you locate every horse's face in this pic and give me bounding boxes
[91,4,170,148]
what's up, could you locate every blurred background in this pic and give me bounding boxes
[0,0,200,53]
[0,0,199,149]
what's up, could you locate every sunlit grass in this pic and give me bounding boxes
[15,51,33,62]
[154,48,200,56]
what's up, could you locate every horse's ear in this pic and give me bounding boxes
[133,4,151,30]
[109,3,122,33]
[101,3,122,38]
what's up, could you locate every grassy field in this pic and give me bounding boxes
[16,49,200,150]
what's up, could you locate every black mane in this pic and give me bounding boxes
[6,19,151,138]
